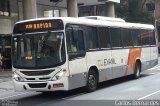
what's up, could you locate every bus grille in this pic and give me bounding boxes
[21,70,54,76]
[28,83,47,88]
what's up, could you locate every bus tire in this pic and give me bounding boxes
[133,62,141,79]
[86,70,98,92]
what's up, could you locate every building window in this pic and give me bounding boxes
[0,0,10,16]
[96,4,105,16]
[44,10,53,17]
[79,6,94,17]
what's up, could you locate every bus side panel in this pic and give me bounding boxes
[86,51,113,82]
[111,49,137,78]
[141,47,152,71]
[122,49,136,76]
[112,49,127,78]
[124,48,142,75]
[68,56,87,90]
[150,46,158,68]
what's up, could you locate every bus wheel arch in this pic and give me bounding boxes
[86,66,99,92]
[133,59,141,79]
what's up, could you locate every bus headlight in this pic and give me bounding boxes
[52,69,67,81]
[13,72,24,81]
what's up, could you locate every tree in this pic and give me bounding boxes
[116,0,155,24]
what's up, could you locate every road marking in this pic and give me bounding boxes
[148,66,160,70]
[138,90,160,100]
[150,72,160,75]
[147,73,160,75]
[0,92,31,100]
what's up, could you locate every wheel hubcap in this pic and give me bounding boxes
[88,75,96,88]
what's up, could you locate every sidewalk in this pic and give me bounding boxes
[0,69,12,77]
[0,69,13,91]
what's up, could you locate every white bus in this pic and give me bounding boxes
[12,16,158,92]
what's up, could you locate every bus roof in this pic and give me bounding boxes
[15,17,154,30]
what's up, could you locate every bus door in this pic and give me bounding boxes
[66,26,87,89]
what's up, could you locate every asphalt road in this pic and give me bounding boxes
[1,59,160,106]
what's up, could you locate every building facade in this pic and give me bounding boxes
[0,0,118,68]
[0,0,18,68]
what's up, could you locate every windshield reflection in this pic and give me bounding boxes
[12,32,66,69]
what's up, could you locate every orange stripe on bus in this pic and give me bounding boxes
[125,48,142,75]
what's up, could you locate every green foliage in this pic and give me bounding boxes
[116,0,155,24]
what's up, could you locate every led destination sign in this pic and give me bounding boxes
[13,19,64,34]
[25,22,52,30]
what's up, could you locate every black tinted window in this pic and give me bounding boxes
[110,28,122,47]
[121,28,133,47]
[131,29,141,46]
[98,27,111,49]
[86,27,99,50]
[149,31,156,45]
[66,28,85,53]
[140,30,150,46]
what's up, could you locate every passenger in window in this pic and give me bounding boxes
[42,45,52,57]
[71,42,77,52]
[88,40,94,49]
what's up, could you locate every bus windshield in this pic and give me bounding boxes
[12,32,66,69]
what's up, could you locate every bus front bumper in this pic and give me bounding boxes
[13,77,69,92]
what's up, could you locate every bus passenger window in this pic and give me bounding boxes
[66,28,85,53]
[110,28,122,48]
[98,27,111,49]
[86,27,99,50]
[149,31,156,45]
[121,28,133,47]
[131,29,141,46]
[140,30,150,46]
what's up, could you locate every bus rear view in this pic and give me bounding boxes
[12,19,69,92]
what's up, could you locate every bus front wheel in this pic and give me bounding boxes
[86,70,98,92]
